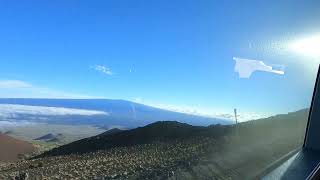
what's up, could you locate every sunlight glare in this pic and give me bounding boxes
[290,35,320,58]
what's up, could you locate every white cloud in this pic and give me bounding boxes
[0,104,108,118]
[0,120,36,130]
[131,98,270,122]
[91,65,113,75]
[154,103,270,122]
[133,97,143,103]
[214,112,269,122]
[0,80,32,89]
[154,103,201,115]
[132,98,209,116]
[234,57,285,78]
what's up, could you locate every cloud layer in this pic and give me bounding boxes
[0,120,36,129]
[131,98,268,122]
[0,104,108,118]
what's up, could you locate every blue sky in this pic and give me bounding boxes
[0,0,319,120]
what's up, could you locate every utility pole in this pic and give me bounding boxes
[234,108,238,125]
[234,108,239,138]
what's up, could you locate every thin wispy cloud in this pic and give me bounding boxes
[234,57,285,78]
[91,65,113,75]
[0,80,32,89]
[0,80,101,99]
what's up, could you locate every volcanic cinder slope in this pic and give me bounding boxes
[0,134,36,162]
[0,109,309,179]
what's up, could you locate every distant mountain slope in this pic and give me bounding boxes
[100,128,124,136]
[37,121,230,157]
[34,133,65,143]
[0,98,231,127]
[0,134,35,162]
[37,108,309,159]
[4,130,13,135]
[46,134,66,143]
[34,133,58,141]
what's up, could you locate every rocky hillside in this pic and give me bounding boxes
[37,121,230,158]
[0,109,309,179]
